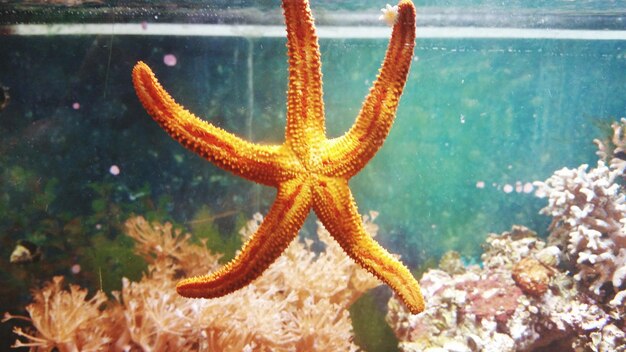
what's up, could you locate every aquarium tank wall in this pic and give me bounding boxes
[1,0,625,351]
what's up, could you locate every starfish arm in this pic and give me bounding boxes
[312,176,424,314]
[176,176,312,298]
[321,0,416,178]
[282,0,326,162]
[132,61,299,186]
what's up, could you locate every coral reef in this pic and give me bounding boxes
[5,212,383,351]
[387,226,625,352]
[387,119,626,352]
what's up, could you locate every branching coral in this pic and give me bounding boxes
[534,161,626,301]
[5,213,383,351]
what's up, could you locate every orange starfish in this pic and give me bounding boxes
[132,0,424,314]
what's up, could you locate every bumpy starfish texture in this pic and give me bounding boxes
[132,0,424,314]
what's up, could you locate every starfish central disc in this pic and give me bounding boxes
[132,0,424,314]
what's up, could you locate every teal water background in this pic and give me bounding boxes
[2,33,625,269]
[353,38,626,260]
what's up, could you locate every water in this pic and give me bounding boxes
[1,1,626,350]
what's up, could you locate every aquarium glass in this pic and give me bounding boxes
[1,0,625,350]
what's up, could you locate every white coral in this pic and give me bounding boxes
[535,161,626,299]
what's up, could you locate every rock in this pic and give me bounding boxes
[512,257,553,296]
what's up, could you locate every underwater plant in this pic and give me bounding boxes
[4,212,384,351]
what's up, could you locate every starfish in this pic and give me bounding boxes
[132,0,424,314]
